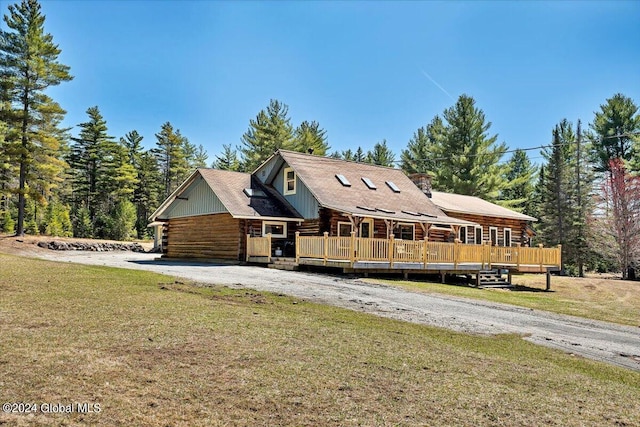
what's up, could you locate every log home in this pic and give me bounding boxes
[150,150,560,283]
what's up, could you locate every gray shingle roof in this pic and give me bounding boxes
[276,150,475,226]
[430,191,537,222]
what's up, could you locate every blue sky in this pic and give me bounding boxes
[26,1,640,164]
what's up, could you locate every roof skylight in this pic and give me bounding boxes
[361,177,377,190]
[385,181,401,193]
[243,188,267,198]
[336,174,351,187]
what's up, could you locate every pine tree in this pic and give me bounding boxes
[366,140,396,166]
[153,122,190,199]
[190,144,209,169]
[0,0,72,235]
[400,117,444,175]
[239,99,294,172]
[590,94,640,173]
[68,106,113,221]
[538,120,576,274]
[416,95,507,201]
[354,147,366,162]
[212,144,241,171]
[133,150,161,238]
[293,120,330,155]
[499,149,537,215]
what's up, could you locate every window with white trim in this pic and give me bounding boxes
[489,227,498,246]
[338,221,352,237]
[283,167,296,195]
[263,221,287,238]
[359,219,374,238]
[475,226,483,245]
[459,226,467,243]
[504,228,512,247]
[397,223,415,240]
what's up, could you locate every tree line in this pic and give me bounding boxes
[1,0,639,277]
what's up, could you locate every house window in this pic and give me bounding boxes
[359,219,374,238]
[504,228,512,247]
[338,221,352,237]
[459,226,467,243]
[263,221,287,238]
[397,223,415,240]
[475,226,483,245]
[489,227,498,246]
[283,167,296,195]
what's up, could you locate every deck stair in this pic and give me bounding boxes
[268,257,299,271]
[477,269,512,288]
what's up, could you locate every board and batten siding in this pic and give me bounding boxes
[165,213,242,260]
[274,163,320,220]
[160,177,227,219]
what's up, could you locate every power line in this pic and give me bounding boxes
[391,132,640,164]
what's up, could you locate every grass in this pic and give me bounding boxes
[365,273,640,327]
[0,253,639,426]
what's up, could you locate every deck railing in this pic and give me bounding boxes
[246,232,562,270]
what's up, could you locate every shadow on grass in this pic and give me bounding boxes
[510,285,554,293]
[129,259,231,267]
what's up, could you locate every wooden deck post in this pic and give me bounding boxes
[350,231,356,266]
[453,239,460,269]
[485,241,491,270]
[515,243,521,271]
[389,234,395,268]
[423,238,428,269]
[246,234,250,262]
[323,232,328,266]
[295,232,300,264]
[267,233,272,263]
[546,271,551,291]
[538,243,544,272]
[556,244,562,269]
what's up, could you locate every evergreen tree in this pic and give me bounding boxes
[341,149,355,161]
[68,106,112,220]
[239,99,294,172]
[538,120,576,274]
[499,149,537,215]
[417,95,507,201]
[121,130,144,168]
[400,118,444,175]
[133,150,161,238]
[293,120,330,155]
[0,0,72,235]
[590,94,640,173]
[212,144,241,171]
[190,144,209,169]
[366,140,396,166]
[153,122,190,199]
[354,146,366,162]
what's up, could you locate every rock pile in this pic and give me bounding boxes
[37,240,146,252]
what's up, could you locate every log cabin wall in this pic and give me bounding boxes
[166,213,242,260]
[440,212,530,246]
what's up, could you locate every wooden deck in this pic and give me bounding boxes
[247,232,561,275]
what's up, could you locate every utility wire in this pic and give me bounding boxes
[389,132,640,164]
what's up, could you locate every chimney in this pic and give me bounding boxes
[409,173,432,198]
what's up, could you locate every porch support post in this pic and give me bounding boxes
[538,243,544,272]
[267,233,272,263]
[323,231,329,266]
[515,243,521,271]
[556,244,562,270]
[246,234,250,262]
[422,223,431,270]
[454,239,460,269]
[350,231,357,266]
[389,234,395,268]
[546,270,552,291]
[295,232,300,264]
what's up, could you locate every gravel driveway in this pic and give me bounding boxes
[29,250,640,372]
